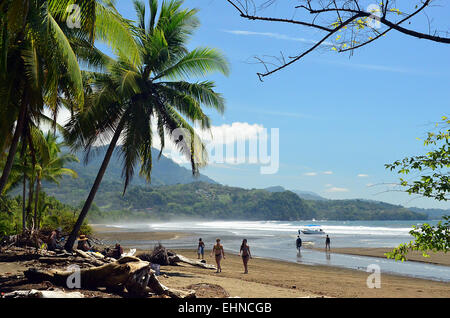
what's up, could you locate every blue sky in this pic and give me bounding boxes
[106,0,450,209]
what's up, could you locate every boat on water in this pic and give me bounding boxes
[299,225,325,235]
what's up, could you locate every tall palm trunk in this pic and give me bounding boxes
[65,121,125,251]
[27,177,34,228]
[0,102,26,194]
[33,176,41,230]
[22,173,27,233]
[20,140,28,233]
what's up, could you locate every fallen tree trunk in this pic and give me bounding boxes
[169,254,217,270]
[24,256,151,296]
[23,256,195,298]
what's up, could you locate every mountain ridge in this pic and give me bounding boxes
[31,146,441,221]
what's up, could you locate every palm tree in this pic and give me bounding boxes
[64,0,229,251]
[0,0,83,195]
[0,0,140,195]
[32,131,78,230]
[0,128,78,231]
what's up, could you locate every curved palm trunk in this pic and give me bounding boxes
[64,122,124,252]
[0,103,26,195]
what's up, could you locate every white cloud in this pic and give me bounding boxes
[314,59,439,76]
[357,174,369,178]
[161,121,273,166]
[322,171,333,175]
[326,187,349,193]
[304,172,318,176]
[223,30,333,46]
[325,184,333,188]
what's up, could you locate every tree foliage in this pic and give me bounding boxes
[386,117,449,201]
[385,117,449,261]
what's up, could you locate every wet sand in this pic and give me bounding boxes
[94,230,188,242]
[91,224,189,242]
[157,249,450,298]
[313,248,450,267]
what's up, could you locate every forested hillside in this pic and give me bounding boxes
[80,182,427,222]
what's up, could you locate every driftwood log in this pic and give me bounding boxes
[3,289,85,298]
[24,256,151,296]
[169,254,217,270]
[23,255,195,298]
[148,274,195,298]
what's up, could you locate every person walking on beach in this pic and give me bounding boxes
[211,238,225,273]
[239,239,252,274]
[325,235,331,251]
[197,238,205,259]
[296,235,302,251]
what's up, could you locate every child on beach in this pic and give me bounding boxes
[325,235,331,251]
[197,238,205,259]
[239,239,252,274]
[211,238,225,273]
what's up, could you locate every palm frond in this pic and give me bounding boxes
[159,80,225,114]
[47,12,84,106]
[95,2,141,65]
[154,47,229,81]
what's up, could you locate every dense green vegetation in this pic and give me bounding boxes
[0,193,90,236]
[67,181,425,222]
[87,182,313,221]
[305,199,426,221]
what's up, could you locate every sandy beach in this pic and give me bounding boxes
[91,228,450,298]
[153,249,450,298]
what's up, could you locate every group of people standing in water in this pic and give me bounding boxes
[197,238,252,274]
[196,234,330,274]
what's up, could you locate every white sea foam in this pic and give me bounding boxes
[139,220,414,237]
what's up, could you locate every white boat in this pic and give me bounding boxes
[299,225,325,235]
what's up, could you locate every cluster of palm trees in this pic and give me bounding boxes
[0,0,229,251]
[1,129,78,233]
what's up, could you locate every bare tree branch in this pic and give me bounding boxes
[226,0,450,78]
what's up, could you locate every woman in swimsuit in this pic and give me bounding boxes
[211,238,225,273]
[239,239,252,274]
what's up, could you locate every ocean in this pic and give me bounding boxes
[97,220,450,282]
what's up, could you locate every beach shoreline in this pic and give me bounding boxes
[86,227,450,298]
[91,225,450,267]
[312,247,450,267]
